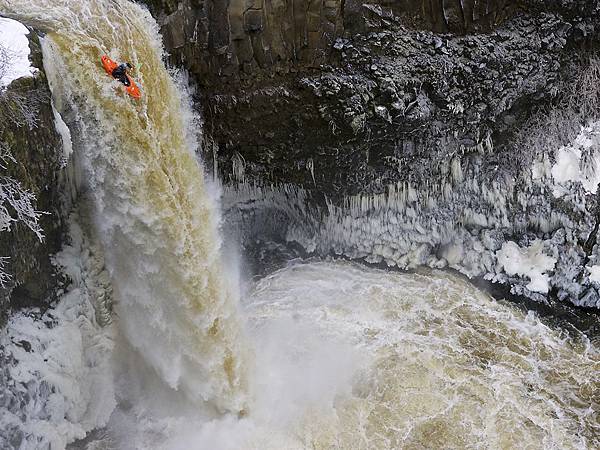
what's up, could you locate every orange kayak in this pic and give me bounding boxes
[101,55,141,99]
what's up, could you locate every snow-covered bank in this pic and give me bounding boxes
[0,18,36,88]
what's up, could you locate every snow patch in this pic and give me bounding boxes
[587,265,600,284]
[551,122,600,196]
[496,240,556,294]
[0,18,36,88]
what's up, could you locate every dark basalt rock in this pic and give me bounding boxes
[203,5,598,197]
[0,29,68,324]
[145,0,600,81]
[140,0,599,197]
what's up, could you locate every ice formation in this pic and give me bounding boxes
[51,103,73,167]
[0,218,114,449]
[551,122,600,197]
[224,121,600,307]
[495,240,556,294]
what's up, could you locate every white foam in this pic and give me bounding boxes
[96,261,598,449]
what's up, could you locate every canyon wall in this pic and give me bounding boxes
[142,0,600,307]
[0,30,68,322]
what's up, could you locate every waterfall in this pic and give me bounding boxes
[0,0,248,414]
[2,2,599,450]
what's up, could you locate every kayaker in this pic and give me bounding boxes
[111,62,132,86]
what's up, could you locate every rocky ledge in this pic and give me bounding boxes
[142,0,600,309]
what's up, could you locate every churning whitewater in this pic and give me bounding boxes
[0,1,599,449]
[238,261,599,450]
[82,261,600,449]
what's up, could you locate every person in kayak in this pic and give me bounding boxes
[111,62,132,87]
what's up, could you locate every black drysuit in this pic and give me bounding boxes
[111,63,131,86]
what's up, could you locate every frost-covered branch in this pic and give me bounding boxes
[0,141,45,241]
[0,41,12,85]
[0,161,45,287]
[0,22,46,287]
[0,175,44,240]
[0,87,42,129]
[0,141,16,168]
[568,56,600,121]
[0,257,11,287]
[0,40,43,129]
[0,42,45,237]
[0,121,45,287]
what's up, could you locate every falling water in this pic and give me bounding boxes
[95,261,600,449]
[0,0,248,414]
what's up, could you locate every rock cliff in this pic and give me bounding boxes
[0,29,67,322]
[145,0,599,192]
[147,1,600,308]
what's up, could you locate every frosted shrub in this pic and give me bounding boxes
[0,43,42,128]
[0,43,10,84]
[513,56,600,167]
[0,146,45,287]
[0,89,40,128]
[569,56,600,120]
[0,43,45,286]
[0,145,44,220]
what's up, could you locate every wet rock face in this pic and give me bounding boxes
[0,31,67,322]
